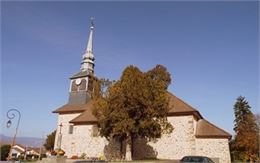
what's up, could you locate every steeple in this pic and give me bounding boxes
[81,18,95,73]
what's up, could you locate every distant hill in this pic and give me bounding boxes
[0,134,44,147]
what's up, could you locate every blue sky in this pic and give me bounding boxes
[1,1,259,138]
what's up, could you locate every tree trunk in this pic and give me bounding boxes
[120,140,123,160]
[125,133,132,161]
[131,133,134,159]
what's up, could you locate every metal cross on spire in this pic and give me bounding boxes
[90,17,94,29]
[80,17,95,73]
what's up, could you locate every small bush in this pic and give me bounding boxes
[79,153,86,159]
[70,155,78,159]
[51,150,57,156]
[0,144,11,161]
[99,154,105,161]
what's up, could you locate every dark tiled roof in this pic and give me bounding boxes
[69,92,202,124]
[52,104,88,113]
[70,71,92,79]
[69,100,97,124]
[195,119,232,139]
[167,92,203,119]
[68,91,92,105]
[55,91,230,139]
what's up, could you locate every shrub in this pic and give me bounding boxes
[70,155,78,159]
[79,153,86,159]
[99,154,105,161]
[0,144,11,161]
[50,150,57,156]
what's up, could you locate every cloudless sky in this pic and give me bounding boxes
[1,1,259,138]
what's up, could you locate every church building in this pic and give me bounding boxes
[53,22,231,163]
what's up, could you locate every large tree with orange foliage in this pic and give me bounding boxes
[93,65,173,160]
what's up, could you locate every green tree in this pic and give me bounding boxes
[232,96,259,162]
[44,130,56,151]
[146,64,171,90]
[234,96,252,132]
[93,65,173,160]
[0,144,11,161]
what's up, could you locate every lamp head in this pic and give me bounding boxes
[6,120,12,128]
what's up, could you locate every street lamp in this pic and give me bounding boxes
[6,109,21,160]
[6,120,12,128]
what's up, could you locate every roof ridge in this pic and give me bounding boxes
[167,91,199,112]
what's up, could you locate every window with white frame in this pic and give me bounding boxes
[68,125,74,134]
[92,125,99,137]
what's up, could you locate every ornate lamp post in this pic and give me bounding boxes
[6,109,21,160]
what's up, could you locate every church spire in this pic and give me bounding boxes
[81,18,95,73]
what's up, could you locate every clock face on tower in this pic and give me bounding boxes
[75,78,82,85]
[71,78,88,92]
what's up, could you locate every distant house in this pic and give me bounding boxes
[10,144,25,158]
[25,147,40,160]
[26,147,40,156]
[10,144,43,159]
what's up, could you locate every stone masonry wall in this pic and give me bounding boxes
[54,113,80,154]
[54,114,121,159]
[133,115,196,160]
[55,114,231,163]
[195,138,231,163]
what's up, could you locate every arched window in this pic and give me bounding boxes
[71,80,77,92]
[68,125,74,134]
[91,125,99,137]
[79,79,86,90]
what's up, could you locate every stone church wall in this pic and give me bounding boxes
[195,138,231,163]
[54,113,80,155]
[133,115,196,160]
[55,114,230,163]
[55,114,121,159]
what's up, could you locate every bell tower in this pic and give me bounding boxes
[68,18,95,104]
